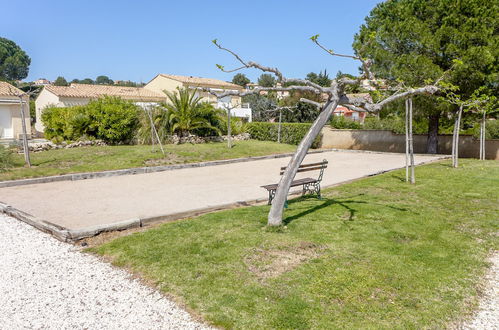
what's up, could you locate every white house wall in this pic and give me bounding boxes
[35,89,61,132]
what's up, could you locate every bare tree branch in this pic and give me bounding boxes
[201,85,321,99]
[310,35,375,80]
[299,98,323,108]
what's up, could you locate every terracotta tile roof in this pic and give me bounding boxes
[0,81,24,97]
[159,74,243,90]
[44,84,165,101]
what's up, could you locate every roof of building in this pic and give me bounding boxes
[0,81,25,97]
[157,74,243,90]
[44,84,165,101]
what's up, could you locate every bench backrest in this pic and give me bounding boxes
[280,159,328,182]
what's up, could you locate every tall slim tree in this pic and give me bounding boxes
[354,0,498,153]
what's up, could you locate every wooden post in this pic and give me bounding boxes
[227,106,232,148]
[145,107,165,156]
[408,98,415,184]
[18,95,31,167]
[405,99,409,182]
[481,112,486,160]
[454,105,462,167]
[277,108,282,143]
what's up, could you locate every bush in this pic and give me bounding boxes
[472,119,499,140]
[247,122,322,148]
[42,105,92,141]
[86,97,139,144]
[0,145,14,172]
[42,96,139,144]
[330,115,361,129]
[218,116,248,136]
[362,116,428,134]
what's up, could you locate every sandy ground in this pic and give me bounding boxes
[0,150,443,230]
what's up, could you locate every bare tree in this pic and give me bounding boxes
[207,37,442,226]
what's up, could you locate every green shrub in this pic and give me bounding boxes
[41,105,92,141]
[330,115,362,129]
[363,116,428,134]
[218,116,248,136]
[472,119,499,140]
[42,96,139,144]
[0,145,14,172]
[247,122,322,148]
[86,97,139,144]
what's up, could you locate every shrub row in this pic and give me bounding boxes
[42,96,139,144]
[247,122,322,148]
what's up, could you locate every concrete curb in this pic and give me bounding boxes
[0,155,450,243]
[0,148,448,188]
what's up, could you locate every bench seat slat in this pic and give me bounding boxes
[280,161,328,171]
[280,166,326,175]
[261,177,317,190]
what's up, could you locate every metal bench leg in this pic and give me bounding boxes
[268,189,276,205]
[316,183,322,200]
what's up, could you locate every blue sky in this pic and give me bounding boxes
[1,0,381,83]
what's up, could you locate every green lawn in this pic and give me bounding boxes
[91,160,499,329]
[1,140,296,181]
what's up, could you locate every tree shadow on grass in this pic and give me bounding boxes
[283,194,409,225]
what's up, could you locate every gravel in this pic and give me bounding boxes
[0,214,210,329]
[462,251,499,329]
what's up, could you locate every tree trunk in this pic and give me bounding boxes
[426,113,440,154]
[405,99,409,182]
[408,98,415,184]
[453,106,462,168]
[267,98,336,226]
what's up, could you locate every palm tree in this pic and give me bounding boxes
[163,88,221,137]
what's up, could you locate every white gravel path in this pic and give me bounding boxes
[0,214,210,329]
[462,251,499,330]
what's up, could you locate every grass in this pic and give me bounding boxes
[91,159,499,329]
[0,140,296,181]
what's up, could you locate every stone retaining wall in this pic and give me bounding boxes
[321,127,499,160]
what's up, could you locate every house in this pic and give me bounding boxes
[145,74,252,121]
[35,83,166,132]
[0,82,31,140]
[333,93,372,123]
[33,78,51,86]
[333,105,367,122]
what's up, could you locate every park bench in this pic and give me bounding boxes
[261,159,328,205]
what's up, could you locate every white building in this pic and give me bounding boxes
[0,82,31,139]
[145,74,252,121]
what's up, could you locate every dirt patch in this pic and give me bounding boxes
[244,241,325,281]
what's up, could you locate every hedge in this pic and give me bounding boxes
[247,122,322,148]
